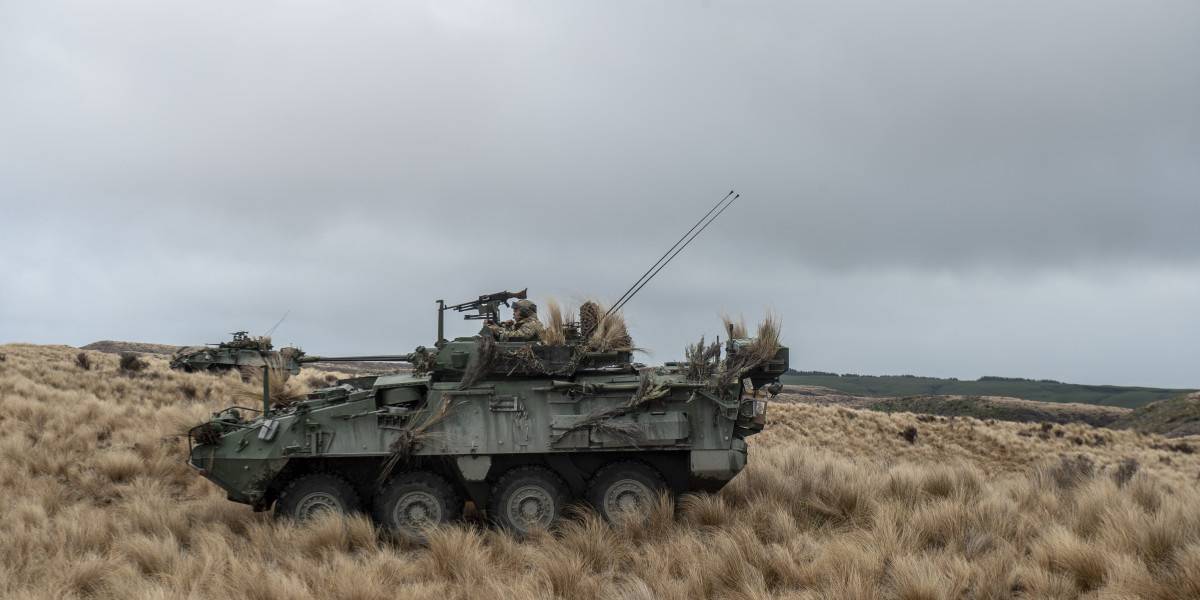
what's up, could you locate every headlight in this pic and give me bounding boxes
[739,399,768,418]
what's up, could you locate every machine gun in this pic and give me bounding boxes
[436,288,527,343]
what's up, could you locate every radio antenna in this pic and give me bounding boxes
[605,190,740,318]
[606,190,733,315]
[263,310,290,338]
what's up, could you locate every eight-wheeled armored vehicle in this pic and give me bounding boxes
[187,290,787,536]
[170,331,305,375]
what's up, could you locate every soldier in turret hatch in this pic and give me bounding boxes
[486,299,545,341]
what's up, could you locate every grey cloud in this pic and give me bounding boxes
[1,1,1197,386]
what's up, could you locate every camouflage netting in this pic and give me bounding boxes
[377,394,457,485]
[685,337,722,381]
[460,341,586,388]
[716,314,781,391]
[192,422,223,446]
[233,361,305,408]
[410,347,437,376]
[458,334,499,390]
[458,300,636,386]
[632,370,673,404]
[579,301,601,340]
[225,335,273,351]
[580,301,633,352]
[551,371,671,445]
[500,344,580,377]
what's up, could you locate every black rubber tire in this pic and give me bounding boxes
[489,467,570,537]
[274,473,360,521]
[586,461,667,523]
[373,471,462,539]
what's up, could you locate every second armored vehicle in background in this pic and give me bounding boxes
[170,331,305,375]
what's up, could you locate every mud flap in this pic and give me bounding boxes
[689,440,747,489]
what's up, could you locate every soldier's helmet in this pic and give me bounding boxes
[513,299,537,318]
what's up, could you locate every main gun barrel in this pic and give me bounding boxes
[298,354,415,363]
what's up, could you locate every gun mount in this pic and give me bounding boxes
[436,288,527,343]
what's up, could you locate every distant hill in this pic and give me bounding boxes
[1111,392,1200,438]
[863,395,1129,427]
[81,340,181,355]
[776,385,1130,428]
[781,372,1193,408]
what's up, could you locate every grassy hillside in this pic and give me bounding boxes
[782,372,1193,408]
[3,343,1200,599]
[777,385,1135,428]
[1112,392,1200,438]
[80,340,181,355]
[865,395,1131,427]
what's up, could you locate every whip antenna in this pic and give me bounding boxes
[263,310,290,338]
[607,190,734,314]
[605,191,740,318]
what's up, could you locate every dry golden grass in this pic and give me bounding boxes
[719,313,782,388]
[721,313,748,339]
[539,299,568,346]
[3,343,1200,599]
[232,360,308,408]
[577,300,634,352]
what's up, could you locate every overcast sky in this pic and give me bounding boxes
[2,1,1198,387]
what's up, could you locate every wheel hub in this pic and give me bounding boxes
[508,484,554,528]
[296,491,342,519]
[605,480,652,516]
[394,491,441,529]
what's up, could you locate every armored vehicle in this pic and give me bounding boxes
[171,331,305,375]
[187,290,787,537]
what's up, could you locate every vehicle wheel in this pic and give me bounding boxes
[489,467,569,537]
[274,473,359,521]
[586,461,667,522]
[373,471,462,539]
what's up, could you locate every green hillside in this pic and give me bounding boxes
[781,372,1193,408]
[1111,393,1200,437]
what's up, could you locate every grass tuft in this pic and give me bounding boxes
[118,352,148,373]
[539,298,567,346]
[584,302,634,352]
[233,361,308,409]
[721,313,748,338]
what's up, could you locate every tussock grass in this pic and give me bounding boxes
[233,361,308,409]
[721,313,748,339]
[117,352,147,374]
[3,343,1200,599]
[684,336,721,381]
[718,312,782,388]
[578,300,634,352]
[539,299,567,346]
